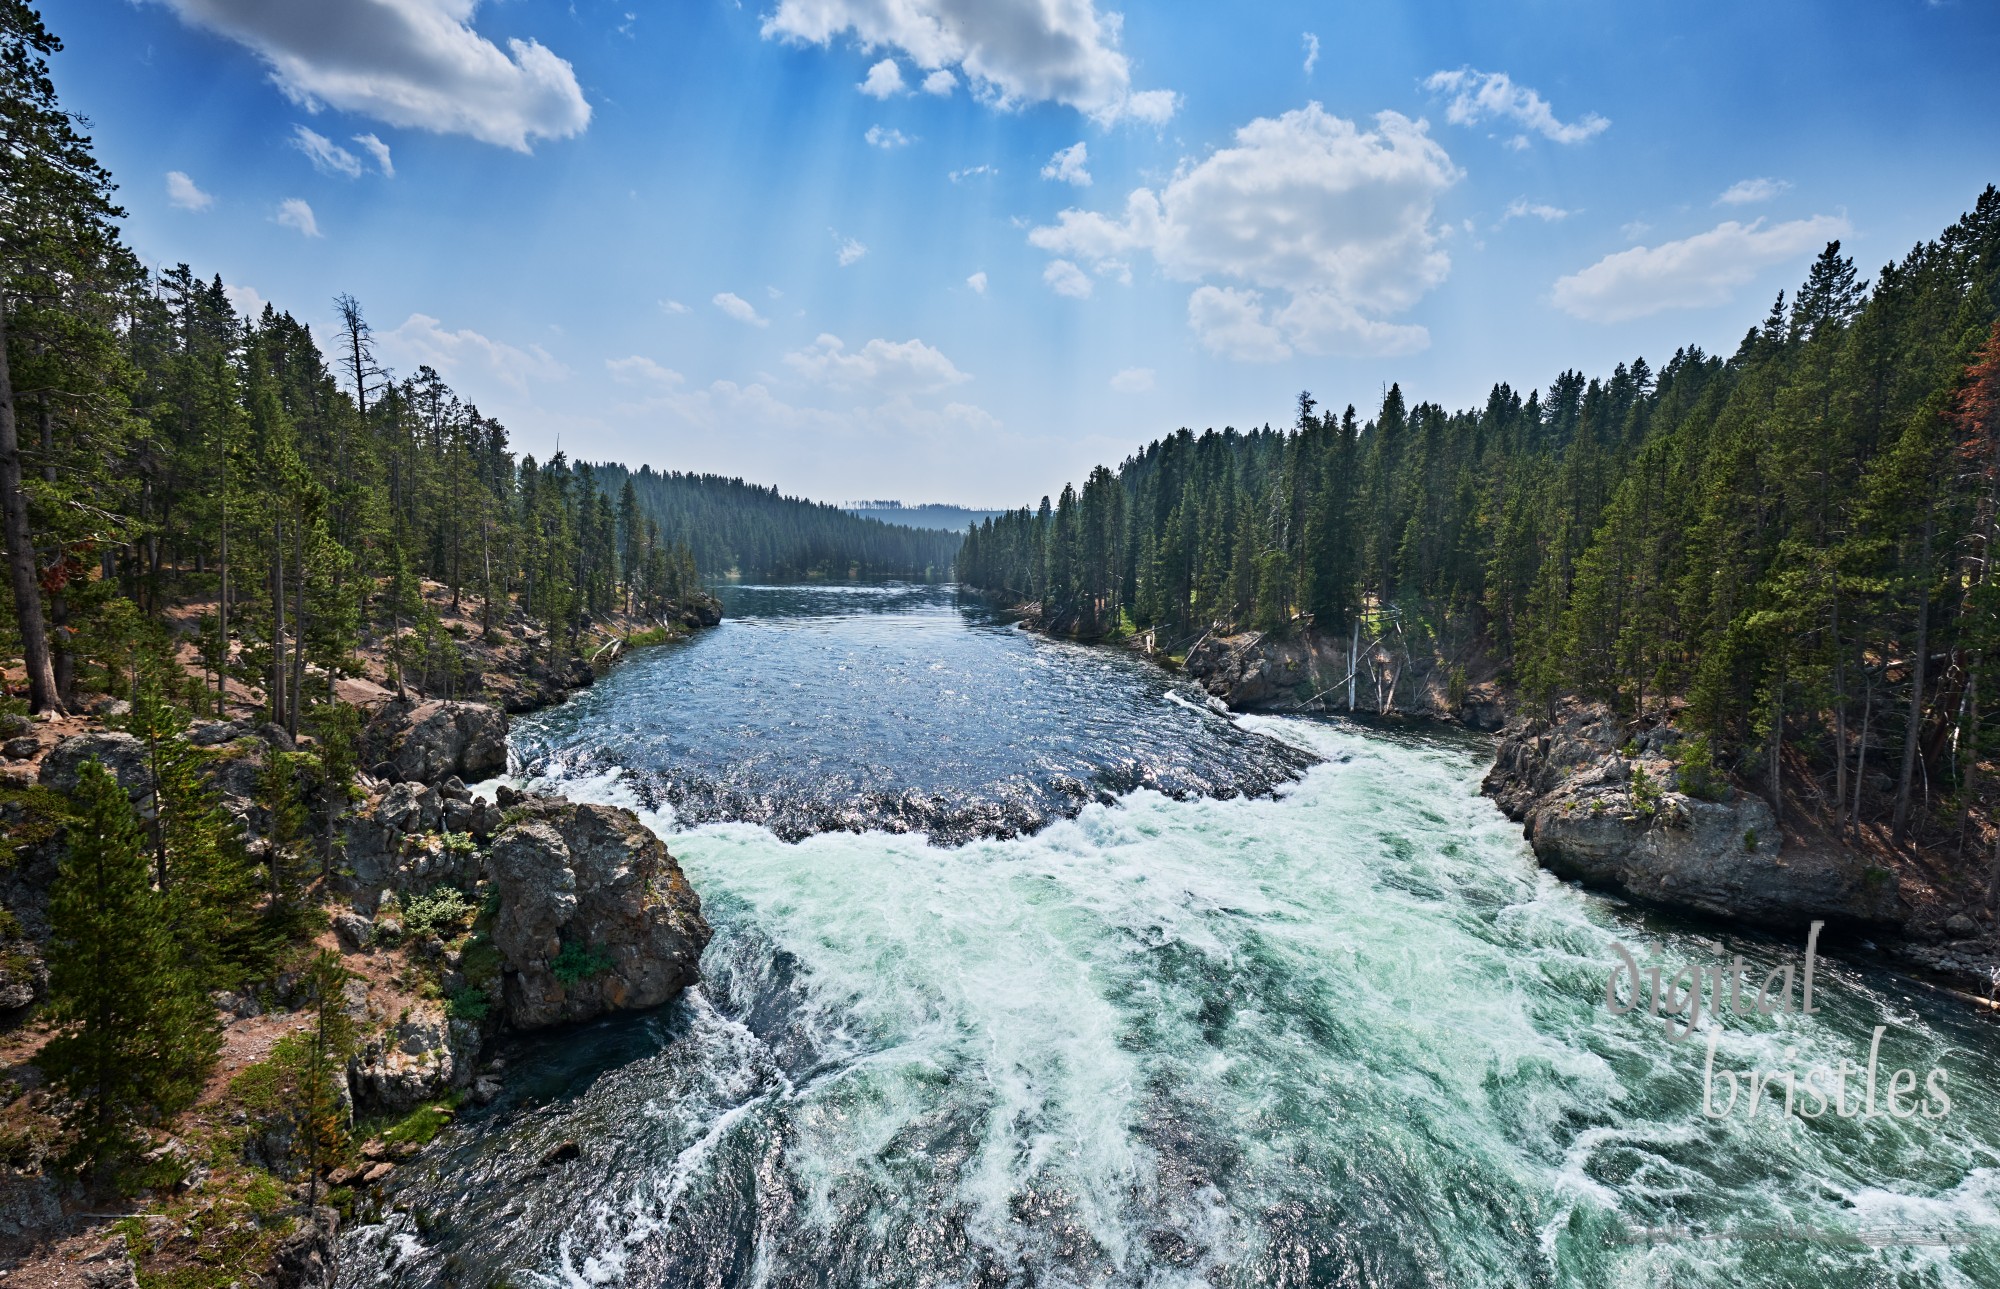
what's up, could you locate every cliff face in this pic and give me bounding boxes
[1483,705,1906,930]
[1180,628,1508,729]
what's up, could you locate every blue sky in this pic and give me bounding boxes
[51,1,2000,505]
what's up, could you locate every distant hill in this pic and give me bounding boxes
[588,466,962,581]
[842,501,1008,532]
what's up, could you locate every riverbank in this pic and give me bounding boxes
[991,597,2000,1002]
[0,585,722,1287]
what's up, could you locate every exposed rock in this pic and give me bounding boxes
[1182,629,1506,728]
[79,1240,140,1289]
[270,1208,339,1289]
[347,1002,479,1114]
[0,939,45,1013]
[38,731,153,802]
[0,712,29,738]
[2,735,37,760]
[362,698,508,787]
[1484,704,1906,929]
[1946,913,1980,937]
[487,801,710,1030]
[332,911,375,951]
[187,719,246,746]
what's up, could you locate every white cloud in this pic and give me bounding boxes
[1041,141,1091,186]
[784,333,971,394]
[836,235,868,266]
[1109,366,1153,392]
[1043,258,1093,298]
[222,282,266,317]
[966,271,987,293]
[1302,32,1319,76]
[1501,197,1570,223]
[859,57,905,98]
[865,124,914,148]
[149,0,590,151]
[1424,68,1607,145]
[1029,102,1456,358]
[1552,215,1850,322]
[659,298,690,315]
[713,292,769,326]
[949,164,997,182]
[1716,177,1792,206]
[383,312,568,393]
[762,0,1177,124]
[605,355,680,386]
[292,124,362,178]
[275,197,321,237]
[353,132,394,176]
[921,68,956,95]
[165,170,214,211]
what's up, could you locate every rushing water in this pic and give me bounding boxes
[340,584,2000,1289]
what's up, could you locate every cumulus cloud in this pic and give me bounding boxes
[1424,68,1607,146]
[353,132,394,176]
[383,312,568,393]
[222,282,267,317]
[292,124,362,177]
[865,124,913,148]
[275,197,321,237]
[921,68,956,95]
[1302,32,1319,76]
[713,292,769,326]
[859,57,905,98]
[148,0,591,151]
[966,271,987,293]
[1552,215,1849,322]
[784,333,971,394]
[1110,366,1153,392]
[762,0,1177,124]
[166,170,214,210]
[1041,141,1090,186]
[836,235,868,266]
[1716,177,1792,206]
[1043,258,1093,298]
[1029,102,1457,358]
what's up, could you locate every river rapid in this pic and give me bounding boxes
[338,584,2000,1289]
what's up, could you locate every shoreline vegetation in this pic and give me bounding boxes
[962,186,2000,1004]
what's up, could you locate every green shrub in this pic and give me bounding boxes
[1743,828,1759,853]
[445,986,490,1023]
[1670,736,1729,802]
[402,887,474,940]
[1629,764,1661,820]
[550,941,613,985]
[379,1097,461,1148]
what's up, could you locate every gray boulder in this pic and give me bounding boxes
[38,732,153,803]
[363,699,508,786]
[348,1004,478,1113]
[487,802,709,1030]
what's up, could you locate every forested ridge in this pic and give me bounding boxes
[963,189,2000,848]
[588,463,960,582]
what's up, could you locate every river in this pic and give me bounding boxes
[338,583,2000,1289]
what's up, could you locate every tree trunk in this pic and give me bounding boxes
[1853,679,1871,829]
[1767,675,1784,829]
[38,403,71,705]
[270,518,287,725]
[290,519,305,737]
[0,305,62,714]
[1893,507,1937,841]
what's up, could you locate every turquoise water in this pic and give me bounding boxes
[338,585,2000,1288]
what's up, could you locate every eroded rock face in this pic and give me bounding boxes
[363,699,508,787]
[348,1002,479,1114]
[486,801,709,1030]
[1484,705,1905,929]
[1182,630,1507,728]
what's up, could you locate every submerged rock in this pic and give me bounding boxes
[487,800,710,1030]
[1484,705,1905,929]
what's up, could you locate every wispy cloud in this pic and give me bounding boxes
[1424,68,1608,146]
[1110,366,1154,392]
[275,197,320,237]
[949,164,997,183]
[966,271,987,294]
[866,124,914,149]
[292,124,362,178]
[1716,177,1792,206]
[165,170,213,211]
[1553,214,1849,322]
[1302,32,1320,76]
[352,132,394,177]
[1041,141,1091,186]
[1501,197,1571,223]
[713,292,770,326]
[835,234,868,266]
[659,298,690,315]
[1043,259,1093,298]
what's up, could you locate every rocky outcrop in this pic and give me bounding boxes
[1182,629,1507,729]
[348,1002,480,1114]
[339,776,503,898]
[37,731,154,802]
[1484,705,1906,929]
[361,699,508,786]
[486,799,710,1030]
